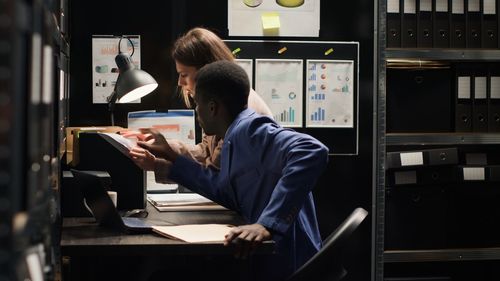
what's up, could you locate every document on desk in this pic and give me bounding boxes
[152,224,233,243]
[147,193,227,211]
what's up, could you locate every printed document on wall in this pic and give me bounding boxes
[255,59,303,127]
[228,0,320,37]
[92,35,141,104]
[127,110,196,192]
[306,60,354,128]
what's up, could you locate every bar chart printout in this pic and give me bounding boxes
[255,59,303,127]
[306,60,354,128]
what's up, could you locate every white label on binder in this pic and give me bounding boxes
[463,167,485,180]
[474,77,487,99]
[394,170,417,185]
[435,0,448,12]
[452,0,464,14]
[388,0,400,13]
[491,77,500,99]
[404,0,416,14]
[458,76,471,99]
[400,152,424,166]
[483,0,496,15]
[468,0,480,12]
[420,0,432,11]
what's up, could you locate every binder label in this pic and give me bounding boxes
[463,167,485,180]
[475,77,487,99]
[468,0,480,12]
[452,0,464,14]
[388,0,400,13]
[435,0,448,12]
[400,152,424,166]
[491,77,500,99]
[404,0,416,13]
[420,0,432,11]
[458,76,471,99]
[483,0,496,15]
[394,170,417,185]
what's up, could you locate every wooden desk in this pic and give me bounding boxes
[60,203,274,281]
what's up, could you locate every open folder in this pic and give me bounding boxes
[152,224,234,243]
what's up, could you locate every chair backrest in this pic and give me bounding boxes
[287,207,369,281]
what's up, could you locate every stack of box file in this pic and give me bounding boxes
[386,0,499,49]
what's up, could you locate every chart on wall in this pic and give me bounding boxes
[306,60,354,128]
[91,35,141,104]
[255,59,303,127]
[235,59,253,88]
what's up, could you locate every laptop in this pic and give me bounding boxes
[71,169,153,234]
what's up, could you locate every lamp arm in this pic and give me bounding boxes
[107,90,118,126]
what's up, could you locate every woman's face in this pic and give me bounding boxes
[175,61,198,98]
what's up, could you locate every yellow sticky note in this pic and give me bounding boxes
[261,12,280,31]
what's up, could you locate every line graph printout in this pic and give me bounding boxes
[306,60,354,128]
[255,59,303,127]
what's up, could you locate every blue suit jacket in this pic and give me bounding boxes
[170,108,329,280]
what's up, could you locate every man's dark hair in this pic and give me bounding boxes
[194,61,250,118]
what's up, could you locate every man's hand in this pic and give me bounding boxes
[136,128,179,162]
[129,146,156,171]
[224,223,272,259]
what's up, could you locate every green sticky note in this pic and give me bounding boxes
[261,12,280,31]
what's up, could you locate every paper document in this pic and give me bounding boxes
[147,193,228,212]
[152,224,233,243]
[98,132,136,156]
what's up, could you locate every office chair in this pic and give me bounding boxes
[287,207,369,281]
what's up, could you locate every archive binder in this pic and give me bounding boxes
[386,147,459,169]
[482,0,498,48]
[390,166,458,186]
[451,0,466,48]
[433,0,450,48]
[473,73,489,132]
[455,74,473,132]
[466,0,482,48]
[387,0,402,47]
[417,0,433,47]
[402,0,418,47]
[488,70,500,132]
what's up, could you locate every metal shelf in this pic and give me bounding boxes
[384,247,500,263]
[386,133,500,146]
[386,49,500,61]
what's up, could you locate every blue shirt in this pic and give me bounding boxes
[169,108,329,280]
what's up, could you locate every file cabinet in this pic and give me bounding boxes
[377,1,500,280]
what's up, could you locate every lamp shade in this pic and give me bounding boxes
[114,52,158,103]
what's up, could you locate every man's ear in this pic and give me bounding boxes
[208,100,217,116]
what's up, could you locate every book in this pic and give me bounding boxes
[152,224,234,243]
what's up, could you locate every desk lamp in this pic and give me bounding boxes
[107,36,158,126]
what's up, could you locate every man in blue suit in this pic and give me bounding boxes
[131,60,329,280]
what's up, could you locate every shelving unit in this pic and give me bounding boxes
[377,0,500,280]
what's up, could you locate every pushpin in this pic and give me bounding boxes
[232,48,241,55]
[324,48,334,55]
[278,47,288,54]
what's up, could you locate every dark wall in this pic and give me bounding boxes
[69,1,374,280]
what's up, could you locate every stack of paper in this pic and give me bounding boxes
[147,193,227,211]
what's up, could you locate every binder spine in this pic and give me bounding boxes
[455,68,473,132]
[433,0,450,47]
[418,0,434,47]
[466,0,482,48]
[402,0,418,47]
[482,0,498,48]
[388,0,403,47]
[451,0,467,48]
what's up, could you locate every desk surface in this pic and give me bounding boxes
[61,203,274,256]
